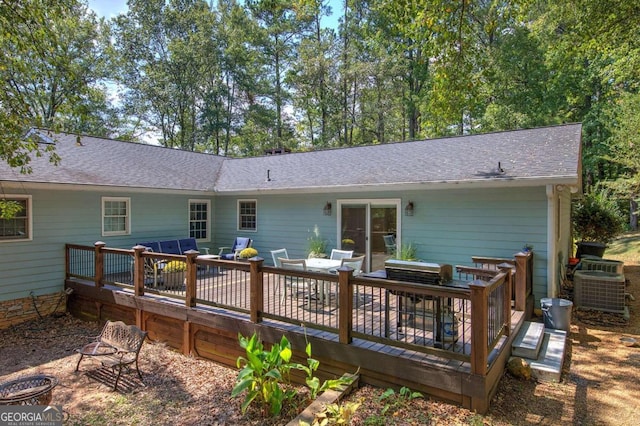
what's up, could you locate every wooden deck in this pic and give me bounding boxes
[65,244,533,413]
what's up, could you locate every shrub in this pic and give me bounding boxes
[232,333,298,416]
[232,332,356,418]
[573,189,626,243]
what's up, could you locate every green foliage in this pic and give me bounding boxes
[305,398,363,426]
[378,386,423,416]
[0,0,105,172]
[232,332,356,418]
[395,243,417,261]
[232,333,298,417]
[573,189,626,243]
[308,225,328,257]
[294,340,355,401]
[0,200,24,220]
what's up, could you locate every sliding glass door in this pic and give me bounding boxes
[338,199,400,272]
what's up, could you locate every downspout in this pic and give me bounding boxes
[546,184,558,297]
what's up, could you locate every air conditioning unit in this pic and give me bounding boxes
[579,258,624,275]
[574,270,626,314]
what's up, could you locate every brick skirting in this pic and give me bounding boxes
[0,292,67,329]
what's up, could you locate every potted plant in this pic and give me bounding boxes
[572,189,626,257]
[162,260,186,289]
[238,247,258,260]
[307,225,328,258]
[395,243,418,261]
[341,238,355,251]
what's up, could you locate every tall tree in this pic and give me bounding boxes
[246,0,312,149]
[0,0,108,172]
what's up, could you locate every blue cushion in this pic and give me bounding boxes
[178,238,198,253]
[137,241,160,252]
[234,237,251,251]
[159,240,181,254]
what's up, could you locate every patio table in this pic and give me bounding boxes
[305,258,342,304]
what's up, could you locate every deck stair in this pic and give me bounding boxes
[510,320,567,382]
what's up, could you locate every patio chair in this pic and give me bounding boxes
[132,243,164,287]
[330,249,353,261]
[218,237,252,260]
[178,238,209,254]
[383,235,397,254]
[279,258,314,308]
[159,240,181,255]
[329,255,365,304]
[270,248,289,267]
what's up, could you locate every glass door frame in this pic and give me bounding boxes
[336,198,402,272]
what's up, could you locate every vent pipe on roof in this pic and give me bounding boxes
[266,169,271,182]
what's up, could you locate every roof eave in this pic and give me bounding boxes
[212,176,580,196]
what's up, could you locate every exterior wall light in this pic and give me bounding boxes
[405,201,414,216]
[323,201,332,216]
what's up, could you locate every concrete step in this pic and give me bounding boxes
[527,329,567,382]
[512,321,545,359]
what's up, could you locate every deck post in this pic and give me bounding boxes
[514,251,533,311]
[184,250,199,308]
[469,279,489,376]
[338,267,354,344]
[132,245,146,297]
[249,257,264,323]
[94,241,106,289]
[499,264,513,337]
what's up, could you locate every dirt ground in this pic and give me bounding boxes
[1,260,639,425]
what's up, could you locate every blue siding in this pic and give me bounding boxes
[213,187,549,302]
[1,185,551,304]
[0,189,213,301]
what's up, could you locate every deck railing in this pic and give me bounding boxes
[66,242,529,375]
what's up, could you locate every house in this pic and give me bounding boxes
[0,124,582,327]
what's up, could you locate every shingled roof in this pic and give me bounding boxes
[0,124,582,194]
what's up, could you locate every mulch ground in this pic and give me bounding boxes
[1,265,638,425]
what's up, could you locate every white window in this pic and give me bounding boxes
[102,197,130,236]
[189,199,210,241]
[0,195,32,242]
[238,199,257,231]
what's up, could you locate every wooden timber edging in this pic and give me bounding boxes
[65,278,526,414]
[287,373,360,426]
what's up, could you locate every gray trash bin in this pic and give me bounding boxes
[540,298,573,332]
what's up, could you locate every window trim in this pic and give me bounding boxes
[237,199,257,232]
[188,199,211,242]
[0,194,32,242]
[101,196,131,237]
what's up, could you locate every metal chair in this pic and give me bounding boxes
[383,235,397,254]
[330,249,353,261]
[279,258,314,308]
[270,248,289,267]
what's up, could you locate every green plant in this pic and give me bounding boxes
[379,386,423,415]
[395,243,417,261]
[239,247,258,259]
[308,225,328,257]
[573,189,626,243]
[0,200,23,220]
[294,339,356,400]
[341,238,355,246]
[163,260,186,272]
[306,399,363,425]
[231,333,298,416]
